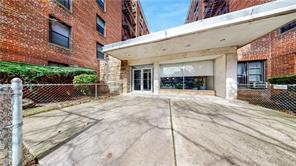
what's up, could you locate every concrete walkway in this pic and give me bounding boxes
[23,95,296,166]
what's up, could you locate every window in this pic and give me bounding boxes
[57,0,70,9]
[159,61,214,90]
[48,61,68,67]
[237,61,265,85]
[237,63,246,85]
[193,1,198,17]
[218,3,229,15]
[96,0,105,10]
[96,16,105,36]
[279,21,296,34]
[248,62,264,83]
[96,43,104,60]
[49,18,71,48]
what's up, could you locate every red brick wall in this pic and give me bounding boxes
[270,29,296,77]
[228,0,271,11]
[229,0,296,78]
[185,0,296,79]
[0,0,122,70]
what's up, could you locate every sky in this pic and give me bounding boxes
[140,0,190,32]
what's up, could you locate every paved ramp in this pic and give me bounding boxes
[23,95,296,166]
[24,96,174,166]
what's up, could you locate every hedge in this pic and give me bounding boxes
[73,74,97,84]
[268,75,296,84]
[0,61,96,84]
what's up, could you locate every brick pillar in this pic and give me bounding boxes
[120,60,131,94]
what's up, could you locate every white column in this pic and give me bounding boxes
[153,62,159,94]
[226,53,238,99]
[214,55,226,98]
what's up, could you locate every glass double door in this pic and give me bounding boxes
[133,68,152,92]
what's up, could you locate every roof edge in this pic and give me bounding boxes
[103,0,296,53]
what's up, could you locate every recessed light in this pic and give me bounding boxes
[186,44,191,47]
[162,48,167,51]
[220,38,226,42]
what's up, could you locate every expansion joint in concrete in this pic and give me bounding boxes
[169,99,177,166]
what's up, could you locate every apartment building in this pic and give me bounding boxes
[122,0,149,40]
[0,0,149,74]
[186,0,296,85]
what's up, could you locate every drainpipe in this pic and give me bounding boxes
[268,32,272,80]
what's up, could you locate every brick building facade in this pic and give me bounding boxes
[0,0,149,81]
[186,0,296,84]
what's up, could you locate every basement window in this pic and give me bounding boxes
[48,61,69,67]
[57,0,70,10]
[96,0,105,10]
[49,18,71,48]
[279,21,296,34]
[96,43,105,60]
[96,16,105,36]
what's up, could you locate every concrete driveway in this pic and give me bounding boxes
[23,95,296,166]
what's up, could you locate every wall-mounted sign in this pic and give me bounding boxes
[273,85,288,90]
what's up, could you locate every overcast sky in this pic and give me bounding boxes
[140,0,190,32]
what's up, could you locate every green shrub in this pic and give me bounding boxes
[73,74,97,84]
[268,75,296,84]
[0,61,96,84]
[73,74,97,95]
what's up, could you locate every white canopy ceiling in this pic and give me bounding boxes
[103,0,296,61]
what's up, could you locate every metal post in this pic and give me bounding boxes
[2,87,9,166]
[11,78,23,166]
[95,84,98,98]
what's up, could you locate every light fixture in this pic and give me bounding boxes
[185,44,191,47]
[220,38,226,42]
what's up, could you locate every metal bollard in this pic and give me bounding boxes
[95,84,98,98]
[11,78,23,166]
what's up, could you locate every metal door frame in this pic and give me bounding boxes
[132,67,153,93]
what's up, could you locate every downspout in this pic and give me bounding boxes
[268,32,272,80]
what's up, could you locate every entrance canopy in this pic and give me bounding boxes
[103,0,296,60]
